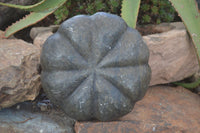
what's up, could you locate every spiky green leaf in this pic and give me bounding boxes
[121,0,141,28]
[169,0,200,64]
[0,0,67,12]
[5,10,55,38]
[169,0,200,88]
[0,0,45,11]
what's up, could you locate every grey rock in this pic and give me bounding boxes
[0,0,38,29]
[0,103,75,133]
[41,12,151,121]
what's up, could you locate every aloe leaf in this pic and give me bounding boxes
[169,0,200,88]
[27,0,67,12]
[0,0,46,11]
[173,78,200,89]
[169,0,200,64]
[121,0,141,28]
[0,0,67,12]
[5,10,55,38]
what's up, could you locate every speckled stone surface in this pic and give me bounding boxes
[41,12,151,121]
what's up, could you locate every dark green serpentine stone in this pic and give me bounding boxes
[41,12,151,121]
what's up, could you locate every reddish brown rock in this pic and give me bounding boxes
[0,39,40,109]
[75,86,200,133]
[145,22,199,86]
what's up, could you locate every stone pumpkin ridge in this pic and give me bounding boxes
[41,12,151,121]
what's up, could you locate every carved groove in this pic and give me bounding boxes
[96,28,127,65]
[59,32,89,65]
[98,39,145,68]
[41,12,151,121]
[98,74,135,103]
[63,73,90,98]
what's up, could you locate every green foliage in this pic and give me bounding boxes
[142,15,151,23]
[121,0,140,28]
[54,0,177,25]
[151,6,158,15]
[0,0,67,12]
[169,0,200,62]
[109,0,121,12]
[138,0,176,24]
[0,0,45,11]
[53,0,122,24]
[140,4,150,12]
[169,0,200,88]
[54,1,71,24]
[86,0,106,14]
[5,11,55,38]
[173,78,200,89]
[0,0,67,38]
[121,0,175,26]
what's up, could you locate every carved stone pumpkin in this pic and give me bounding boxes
[41,12,151,121]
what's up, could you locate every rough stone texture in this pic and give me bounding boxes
[75,86,200,133]
[41,12,151,121]
[0,103,75,133]
[145,22,199,86]
[0,0,38,29]
[0,39,40,109]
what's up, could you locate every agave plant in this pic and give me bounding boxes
[121,0,200,88]
[121,0,140,28]
[168,0,200,88]
[0,0,67,38]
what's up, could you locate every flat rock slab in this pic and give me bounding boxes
[0,104,75,133]
[0,39,40,109]
[75,86,200,133]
